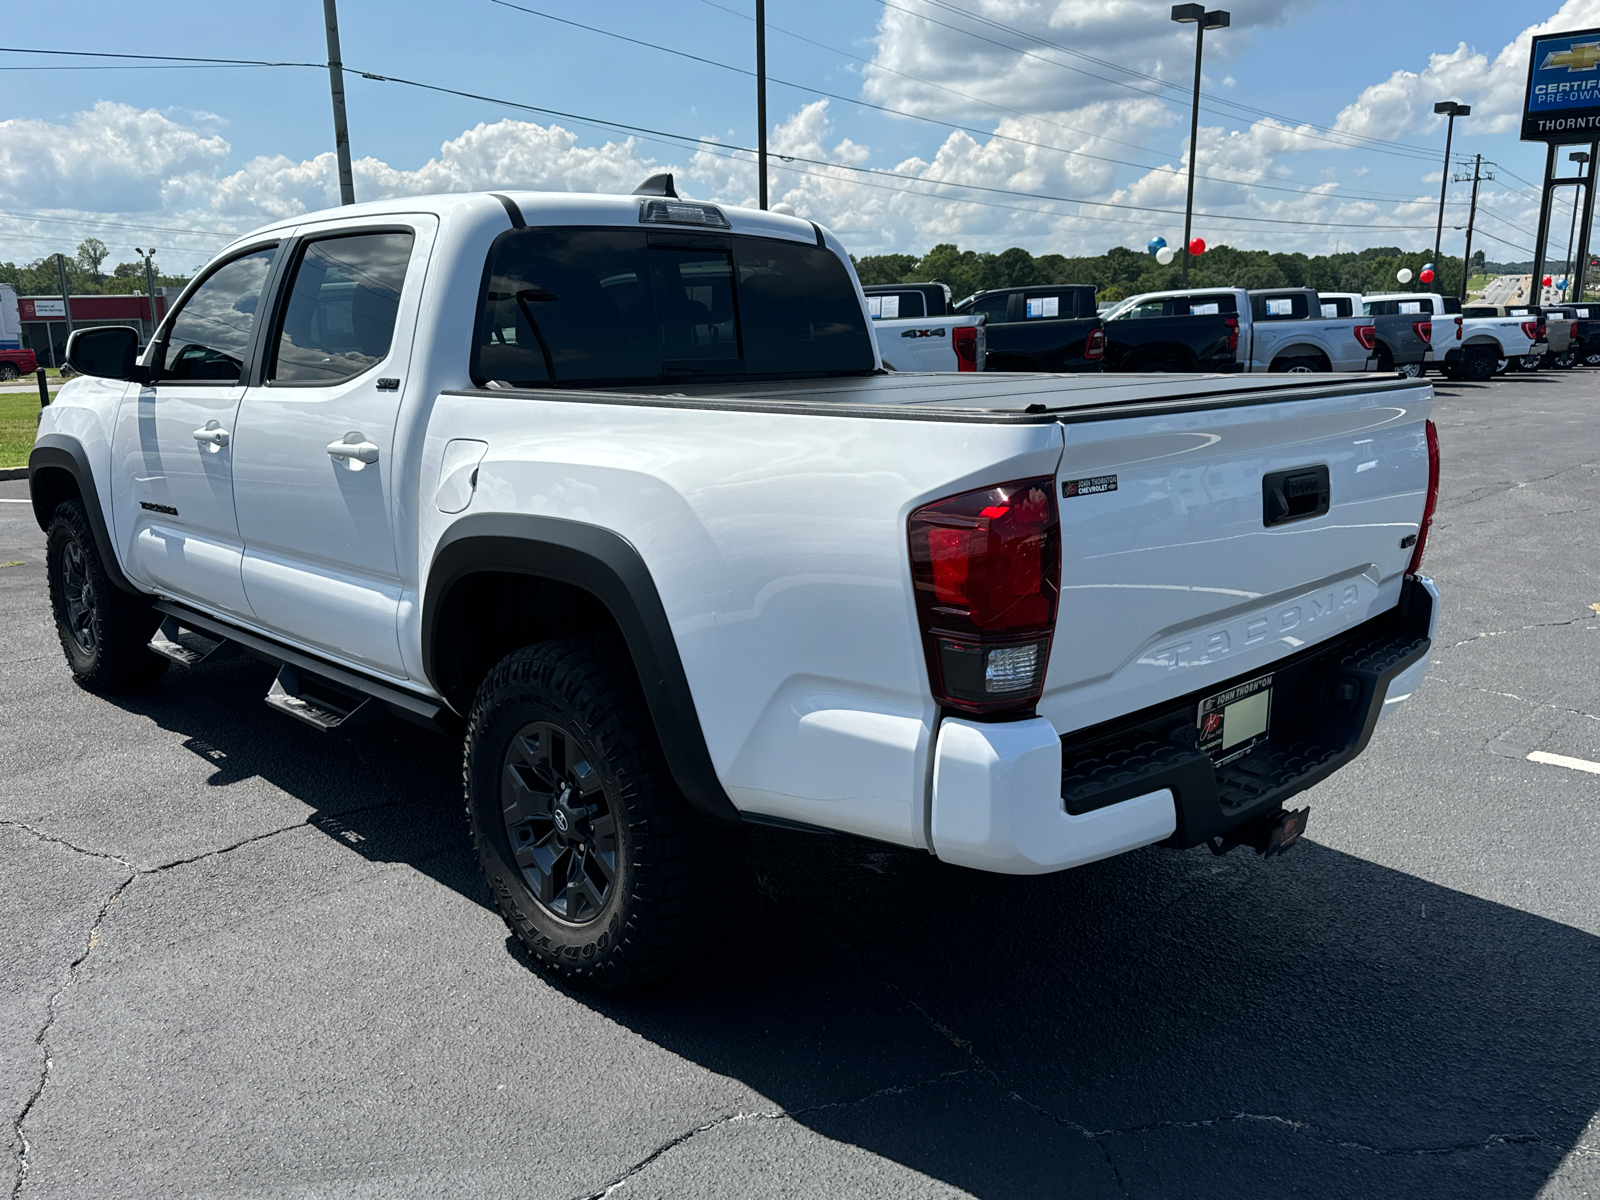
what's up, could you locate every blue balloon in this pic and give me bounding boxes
[1147,236,1167,255]
[1559,278,1569,289]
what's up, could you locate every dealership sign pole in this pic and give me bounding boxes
[1523,27,1600,300]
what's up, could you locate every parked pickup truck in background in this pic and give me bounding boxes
[1103,286,1378,374]
[1446,303,1549,380]
[1098,289,1238,372]
[0,346,38,381]
[951,284,1105,373]
[1542,303,1600,367]
[1320,292,1429,377]
[864,282,986,372]
[31,184,1441,992]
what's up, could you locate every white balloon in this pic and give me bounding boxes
[1155,246,1176,265]
[1397,268,1414,283]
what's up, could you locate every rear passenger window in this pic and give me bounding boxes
[1259,295,1308,319]
[1024,295,1061,318]
[271,232,413,385]
[866,292,925,319]
[962,293,1012,324]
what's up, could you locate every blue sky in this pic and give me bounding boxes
[0,0,1585,272]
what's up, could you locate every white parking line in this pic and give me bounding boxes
[0,499,33,504]
[1528,750,1600,776]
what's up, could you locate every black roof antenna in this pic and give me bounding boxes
[632,173,679,198]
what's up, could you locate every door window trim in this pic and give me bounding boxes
[258,225,419,390]
[146,240,283,387]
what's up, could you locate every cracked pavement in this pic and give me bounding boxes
[3,370,1600,1199]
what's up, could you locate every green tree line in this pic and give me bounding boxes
[0,239,190,297]
[854,243,1484,304]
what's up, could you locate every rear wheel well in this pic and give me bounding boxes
[430,571,627,714]
[1270,348,1331,372]
[28,465,81,531]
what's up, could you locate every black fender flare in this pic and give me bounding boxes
[28,434,140,595]
[421,512,741,825]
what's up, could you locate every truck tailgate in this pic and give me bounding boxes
[1040,380,1431,736]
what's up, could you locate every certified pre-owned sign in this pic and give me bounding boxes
[1524,27,1600,141]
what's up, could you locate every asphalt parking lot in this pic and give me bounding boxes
[3,370,1599,1200]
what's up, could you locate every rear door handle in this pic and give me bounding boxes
[327,433,379,465]
[192,421,230,447]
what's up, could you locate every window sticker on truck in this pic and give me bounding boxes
[1026,296,1060,318]
[1061,474,1118,497]
[1191,302,1220,315]
[1399,302,1422,314]
[1266,298,1293,316]
[867,295,900,320]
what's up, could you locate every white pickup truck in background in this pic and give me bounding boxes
[863,282,986,372]
[31,183,1440,991]
[1103,286,1377,372]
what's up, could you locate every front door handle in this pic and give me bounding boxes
[327,432,380,465]
[192,421,230,448]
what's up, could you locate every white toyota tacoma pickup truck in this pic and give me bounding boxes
[30,181,1441,991]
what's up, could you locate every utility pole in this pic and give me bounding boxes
[324,0,356,205]
[1454,155,1491,301]
[1170,5,1229,286]
[755,0,768,210]
[55,253,73,367]
[1431,101,1469,270]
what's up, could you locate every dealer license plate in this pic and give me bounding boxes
[1197,674,1273,766]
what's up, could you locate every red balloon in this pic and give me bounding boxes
[1543,275,1554,286]
[1189,237,1206,255]
[1419,268,1435,283]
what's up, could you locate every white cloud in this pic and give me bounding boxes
[0,102,229,211]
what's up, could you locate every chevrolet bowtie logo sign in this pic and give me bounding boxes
[1543,41,1600,72]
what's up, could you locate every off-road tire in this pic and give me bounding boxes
[464,636,738,992]
[45,499,166,690]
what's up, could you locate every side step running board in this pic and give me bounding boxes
[149,598,450,733]
[264,664,378,732]
[148,617,232,667]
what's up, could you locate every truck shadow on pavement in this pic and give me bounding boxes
[116,654,1600,1200]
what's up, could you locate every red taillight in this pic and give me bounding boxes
[908,478,1060,713]
[1354,324,1376,351]
[953,325,978,371]
[1084,327,1105,360]
[1413,320,1432,343]
[1521,320,1542,341]
[1454,316,1463,340]
[1224,315,1239,353]
[1407,419,1440,577]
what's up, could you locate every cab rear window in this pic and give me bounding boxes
[473,227,874,388]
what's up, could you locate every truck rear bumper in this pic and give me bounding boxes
[929,576,1438,875]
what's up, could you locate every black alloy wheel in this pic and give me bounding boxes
[1585,349,1600,366]
[1554,351,1578,369]
[464,636,739,991]
[59,537,97,655]
[501,721,617,922]
[45,499,165,690]
[1519,354,1543,371]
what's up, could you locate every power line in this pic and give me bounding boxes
[0,45,323,68]
[490,2,1474,211]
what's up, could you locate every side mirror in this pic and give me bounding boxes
[65,326,148,382]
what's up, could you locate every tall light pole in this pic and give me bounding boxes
[134,247,159,343]
[1565,151,1590,299]
[1171,5,1229,286]
[1431,101,1469,273]
[324,0,356,205]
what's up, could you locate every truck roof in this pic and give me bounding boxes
[221,189,823,253]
